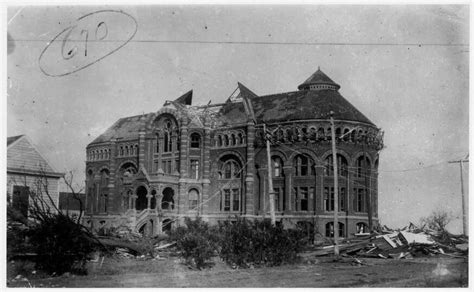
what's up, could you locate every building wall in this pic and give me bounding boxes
[84,108,381,237]
[7,173,61,214]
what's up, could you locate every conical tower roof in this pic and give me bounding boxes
[298,67,340,91]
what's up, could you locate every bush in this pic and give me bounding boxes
[171,217,220,269]
[28,213,100,275]
[218,218,306,268]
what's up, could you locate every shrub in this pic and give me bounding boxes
[171,217,220,269]
[218,218,306,268]
[28,213,100,275]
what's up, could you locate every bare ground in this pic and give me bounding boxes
[7,254,468,288]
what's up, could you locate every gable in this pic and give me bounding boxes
[7,136,58,175]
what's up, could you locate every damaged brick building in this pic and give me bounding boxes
[84,68,384,237]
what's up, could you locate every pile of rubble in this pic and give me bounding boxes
[310,223,468,259]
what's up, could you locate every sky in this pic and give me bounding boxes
[6,4,469,233]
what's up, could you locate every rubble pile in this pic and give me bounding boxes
[310,223,468,259]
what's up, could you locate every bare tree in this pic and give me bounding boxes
[62,170,85,223]
[420,209,452,232]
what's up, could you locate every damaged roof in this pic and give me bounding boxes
[90,114,154,144]
[250,89,374,125]
[89,69,375,145]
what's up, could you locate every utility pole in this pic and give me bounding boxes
[448,156,469,236]
[363,143,373,232]
[330,112,339,257]
[264,123,276,226]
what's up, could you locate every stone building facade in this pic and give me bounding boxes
[84,68,384,237]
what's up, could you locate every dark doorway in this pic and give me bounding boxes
[162,218,172,233]
[136,186,148,211]
[13,186,29,217]
[150,190,157,209]
[161,187,174,210]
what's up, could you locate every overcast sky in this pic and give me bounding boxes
[6,5,469,233]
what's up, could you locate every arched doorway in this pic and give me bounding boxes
[162,218,172,233]
[138,219,154,236]
[136,186,148,211]
[162,187,175,210]
[150,190,157,209]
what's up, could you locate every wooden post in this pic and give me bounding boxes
[363,143,373,232]
[448,157,469,236]
[330,113,339,257]
[264,124,276,226]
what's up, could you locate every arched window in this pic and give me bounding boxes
[301,127,308,141]
[286,129,292,142]
[164,119,173,152]
[272,156,283,177]
[120,146,124,156]
[356,222,368,234]
[238,132,244,144]
[155,133,160,152]
[294,154,315,176]
[309,127,316,141]
[317,127,325,140]
[324,154,348,177]
[100,169,109,185]
[231,133,236,146]
[357,156,371,178]
[120,163,137,179]
[325,222,345,237]
[221,160,240,179]
[188,189,199,210]
[276,129,284,142]
[190,133,201,148]
[224,135,229,146]
[335,128,342,141]
[343,128,350,141]
[218,156,242,212]
[326,127,332,140]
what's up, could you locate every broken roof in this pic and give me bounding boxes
[89,69,376,145]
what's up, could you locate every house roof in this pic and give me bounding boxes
[7,135,24,146]
[7,135,64,177]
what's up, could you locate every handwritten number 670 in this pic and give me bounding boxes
[61,21,108,60]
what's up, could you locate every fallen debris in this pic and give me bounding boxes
[308,222,468,261]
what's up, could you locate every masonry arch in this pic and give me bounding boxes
[162,187,175,210]
[135,185,148,211]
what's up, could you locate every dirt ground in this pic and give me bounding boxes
[6,254,468,288]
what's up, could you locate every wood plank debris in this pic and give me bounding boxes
[305,222,468,260]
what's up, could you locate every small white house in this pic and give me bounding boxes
[7,135,63,217]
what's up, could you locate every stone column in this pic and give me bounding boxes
[138,131,146,169]
[146,194,152,209]
[315,165,324,213]
[108,139,116,213]
[245,122,255,215]
[179,124,189,178]
[283,166,293,212]
[257,168,267,214]
[202,127,211,214]
[131,194,137,209]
